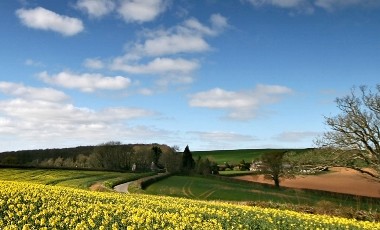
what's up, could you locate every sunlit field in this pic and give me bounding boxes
[0,168,153,190]
[1,180,379,229]
[143,175,380,211]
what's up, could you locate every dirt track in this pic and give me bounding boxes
[234,167,380,198]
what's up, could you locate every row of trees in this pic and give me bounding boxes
[182,145,218,175]
[0,141,216,175]
[0,142,181,172]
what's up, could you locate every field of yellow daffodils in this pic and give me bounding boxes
[0,180,379,229]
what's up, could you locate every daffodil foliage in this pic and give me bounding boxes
[0,180,378,229]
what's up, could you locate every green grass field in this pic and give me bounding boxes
[0,168,154,190]
[193,148,309,164]
[143,175,380,211]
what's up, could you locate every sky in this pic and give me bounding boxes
[0,0,379,152]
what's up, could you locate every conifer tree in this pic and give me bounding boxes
[182,145,195,171]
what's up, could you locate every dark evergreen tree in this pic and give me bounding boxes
[151,146,162,166]
[182,145,195,171]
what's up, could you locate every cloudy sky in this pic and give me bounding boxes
[0,0,379,151]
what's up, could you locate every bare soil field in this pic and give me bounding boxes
[235,167,380,198]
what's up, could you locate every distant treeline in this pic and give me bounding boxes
[0,142,181,172]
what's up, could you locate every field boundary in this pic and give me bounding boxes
[137,172,172,189]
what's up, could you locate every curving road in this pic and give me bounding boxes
[114,181,132,193]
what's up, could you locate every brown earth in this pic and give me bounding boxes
[234,167,380,198]
[89,182,113,192]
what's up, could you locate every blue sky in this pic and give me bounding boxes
[0,0,379,151]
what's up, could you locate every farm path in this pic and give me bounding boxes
[114,181,132,193]
[113,173,167,194]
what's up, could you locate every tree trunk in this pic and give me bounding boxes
[273,176,280,188]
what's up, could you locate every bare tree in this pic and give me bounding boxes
[317,85,380,177]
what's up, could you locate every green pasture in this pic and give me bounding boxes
[143,175,380,211]
[193,148,309,165]
[0,168,153,190]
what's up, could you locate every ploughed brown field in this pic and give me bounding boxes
[234,167,380,198]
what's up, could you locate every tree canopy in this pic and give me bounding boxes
[317,85,380,176]
[260,151,294,188]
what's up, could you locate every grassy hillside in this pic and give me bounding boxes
[193,148,310,165]
[143,175,380,213]
[0,168,154,190]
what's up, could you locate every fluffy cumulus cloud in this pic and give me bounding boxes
[75,0,169,23]
[38,71,131,92]
[0,99,156,146]
[131,14,229,57]
[135,34,210,57]
[16,7,84,36]
[76,0,115,18]
[0,82,157,150]
[0,82,68,103]
[189,84,293,120]
[109,14,228,88]
[118,0,169,23]
[111,57,199,75]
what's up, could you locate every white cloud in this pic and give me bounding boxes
[111,57,199,75]
[122,14,228,58]
[38,71,131,92]
[138,88,154,96]
[188,131,257,150]
[245,0,313,13]
[210,13,229,30]
[315,0,380,11]
[247,0,306,8]
[118,0,169,23]
[76,0,115,18]
[274,131,320,142]
[155,75,194,87]
[0,82,157,150]
[0,82,68,102]
[189,84,293,120]
[137,34,210,57]
[16,7,84,36]
[183,14,229,36]
[183,19,216,36]
[83,58,105,69]
[245,0,380,12]
[191,131,256,142]
[0,99,156,145]
[109,14,228,89]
